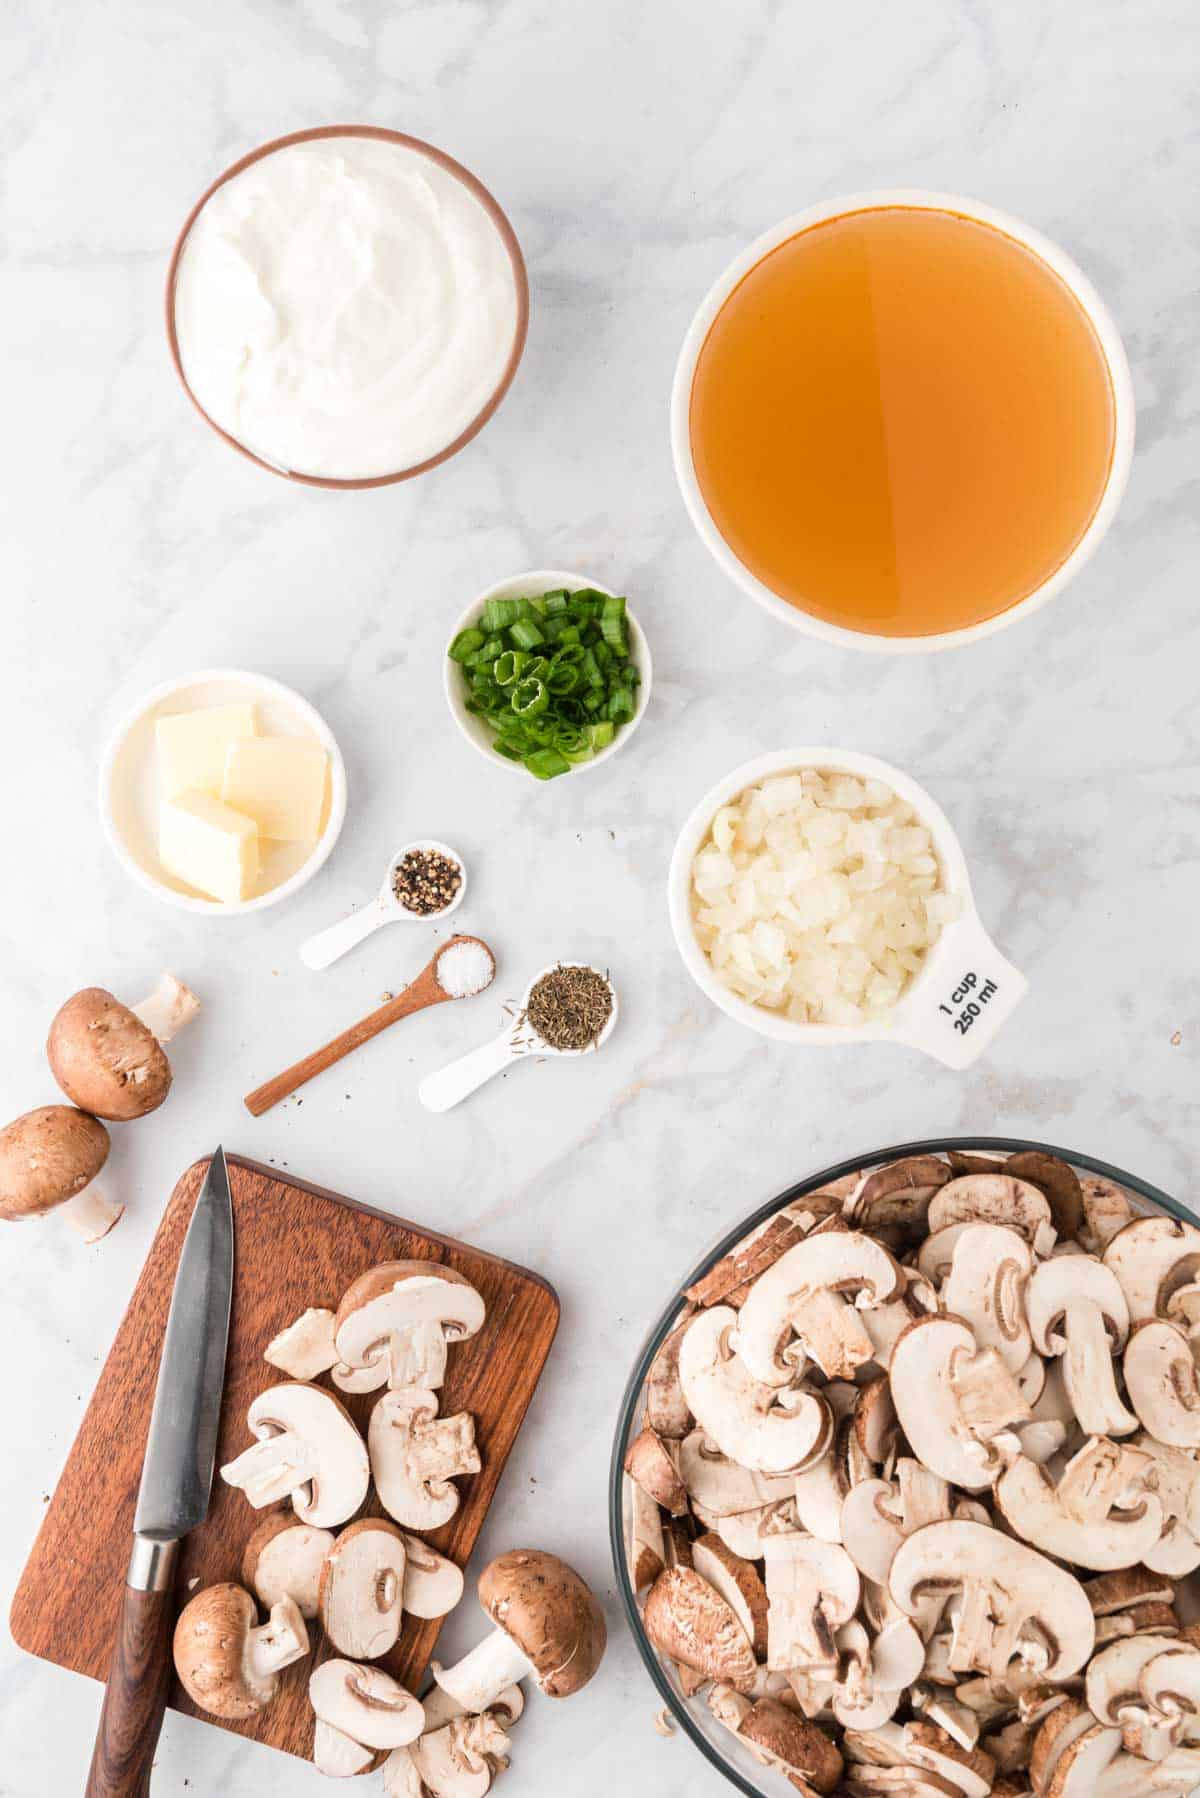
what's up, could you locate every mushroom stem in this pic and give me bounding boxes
[221,1431,318,1508]
[59,1183,124,1243]
[1063,1301,1138,1436]
[245,1597,309,1680]
[433,1628,533,1715]
[132,974,200,1046]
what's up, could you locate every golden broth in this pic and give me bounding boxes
[688,206,1116,638]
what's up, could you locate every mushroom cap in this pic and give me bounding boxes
[1103,1216,1200,1323]
[1026,1255,1130,1353]
[478,1549,606,1698]
[46,987,172,1120]
[309,1658,425,1749]
[242,1383,369,1527]
[642,1565,756,1687]
[739,1697,843,1792]
[1123,1318,1200,1448]
[172,1582,295,1720]
[0,1105,109,1220]
[888,1314,1010,1491]
[399,1532,464,1620]
[334,1260,486,1391]
[679,1306,830,1474]
[734,1229,903,1387]
[940,1224,1033,1373]
[927,1174,1053,1245]
[1004,1152,1084,1239]
[241,1511,334,1619]
[692,1533,769,1659]
[889,1520,1095,1680]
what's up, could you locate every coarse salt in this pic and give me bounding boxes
[436,939,496,999]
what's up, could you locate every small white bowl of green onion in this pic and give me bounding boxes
[444,569,651,779]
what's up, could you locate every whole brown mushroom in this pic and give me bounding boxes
[173,1582,308,1720]
[47,974,198,1120]
[0,1105,120,1241]
[430,1550,606,1716]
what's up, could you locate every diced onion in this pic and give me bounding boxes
[690,769,960,1025]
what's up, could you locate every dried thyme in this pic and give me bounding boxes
[523,964,613,1052]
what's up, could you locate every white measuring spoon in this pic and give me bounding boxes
[418,962,619,1113]
[300,840,467,971]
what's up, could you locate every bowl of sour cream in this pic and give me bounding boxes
[166,126,529,488]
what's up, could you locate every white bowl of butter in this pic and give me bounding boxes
[100,670,347,915]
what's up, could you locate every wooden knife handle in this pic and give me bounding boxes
[244,967,448,1117]
[85,1583,175,1798]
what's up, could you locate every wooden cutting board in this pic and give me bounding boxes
[10,1154,559,1762]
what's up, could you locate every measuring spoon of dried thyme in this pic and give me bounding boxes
[299,839,468,971]
[417,961,618,1112]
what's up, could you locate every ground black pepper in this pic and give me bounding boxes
[524,964,613,1052]
[392,847,463,916]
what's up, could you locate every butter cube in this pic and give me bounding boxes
[157,704,258,800]
[160,791,259,904]
[221,737,328,842]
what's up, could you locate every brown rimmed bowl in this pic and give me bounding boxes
[609,1135,1195,1797]
[165,125,529,490]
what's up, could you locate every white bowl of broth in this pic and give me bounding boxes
[670,191,1135,653]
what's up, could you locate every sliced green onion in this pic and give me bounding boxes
[511,676,549,718]
[448,627,486,663]
[524,746,570,780]
[481,597,520,633]
[510,618,545,651]
[493,650,526,685]
[588,720,615,751]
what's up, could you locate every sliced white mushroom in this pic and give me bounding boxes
[264,1308,339,1382]
[994,1438,1163,1570]
[889,1316,1031,1491]
[734,1228,903,1386]
[401,1534,464,1620]
[333,1261,486,1394]
[841,1479,906,1585]
[1026,1257,1137,1437]
[677,1307,830,1474]
[761,1532,860,1671]
[314,1718,379,1777]
[643,1313,694,1438]
[623,1426,687,1514]
[889,1520,1095,1682]
[405,1713,511,1798]
[1085,1632,1180,1729]
[940,1225,1033,1372]
[319,1519,407,1660]
[417,1681,525,1737]
[1132,1435,1200,1575]
[220,1383,370,1527]
[241,1512,334,1619]
[309,1658,425,1750]
[695,1497,794,1560]
[1103,1218,1200,1325]
[369,1388,481,1530]
[674,1429,798,1515]
[1123,1319,1200,1448]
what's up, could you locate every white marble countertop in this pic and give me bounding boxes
[2,1,1198,1793]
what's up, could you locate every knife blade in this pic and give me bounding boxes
[85,1149,235,1798]
[134,1147,235,1541]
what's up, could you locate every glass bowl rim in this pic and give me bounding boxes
[607,1133,1192,1798]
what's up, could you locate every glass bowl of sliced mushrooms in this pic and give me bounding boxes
[609,1137,1200,1798]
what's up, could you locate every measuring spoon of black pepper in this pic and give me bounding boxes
[418,961,619,1113]
[299,839,467,970]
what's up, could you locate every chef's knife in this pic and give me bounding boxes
[85,1148,235,1798]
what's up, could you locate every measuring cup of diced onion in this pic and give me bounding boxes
[667,748,1027,1069]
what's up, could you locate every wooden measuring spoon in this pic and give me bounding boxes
[244,934,495,1117]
